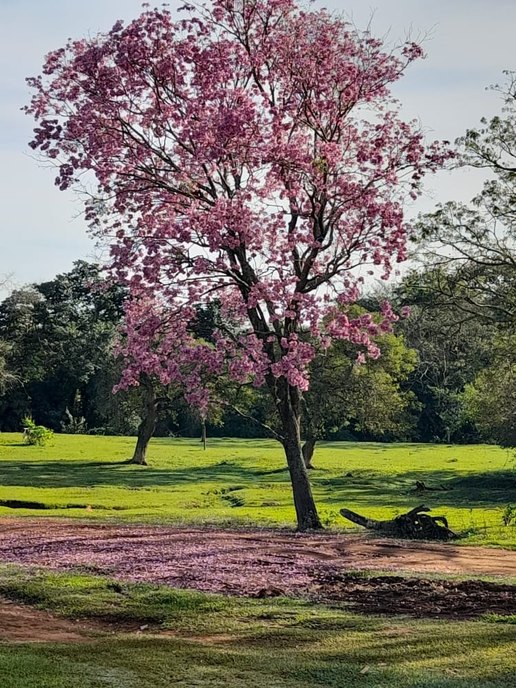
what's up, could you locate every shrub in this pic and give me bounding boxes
[61,407,87,434]
[501,505,516,527]
[22,417,54,446]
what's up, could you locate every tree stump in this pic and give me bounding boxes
[340,504,458,541]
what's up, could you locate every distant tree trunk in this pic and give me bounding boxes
[301,398,318,469]
[201,417,207,450]
[301,437,317,469]
[129,379,157,466]
[275,380,322,531]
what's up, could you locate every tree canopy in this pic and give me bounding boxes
[414,71,516,328]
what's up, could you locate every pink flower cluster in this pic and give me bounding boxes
[26,0,452,407]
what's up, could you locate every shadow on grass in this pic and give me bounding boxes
[316,469,516,508]
[0,456,513,513]
[0,459,266,489]
[3,625,514,688]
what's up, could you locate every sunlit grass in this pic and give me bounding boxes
[0,433,514,546]
[0,565,514,688]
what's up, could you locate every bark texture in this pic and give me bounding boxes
[129,379,157,466]
[276,380,322,531]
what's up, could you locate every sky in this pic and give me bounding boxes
[1,0,515,291]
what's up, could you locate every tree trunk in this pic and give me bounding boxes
[201,418,207,450]
[301,437,316,469]
[129,380,157,466]
[276,382,322,531]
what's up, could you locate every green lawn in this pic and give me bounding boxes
[0,433,515,546]
[0,438,515,686]
[0,566,514,688]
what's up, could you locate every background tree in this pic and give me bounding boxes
[0,286,46,429]
[0,341,17,394]
[414,71,516,328]
[401,72,516,446]
[302,327,418,467]
[395,270,494,443]
[26,1,450,530]
[0,262,125,432]
[463,335,516,449]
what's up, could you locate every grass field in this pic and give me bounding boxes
[1,435,515,687]
[0,566,515,688]
[0,433,514,546]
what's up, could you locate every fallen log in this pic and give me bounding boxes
[340,504,458,541]
[413,480,452,493]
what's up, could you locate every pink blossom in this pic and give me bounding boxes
[25,0,452,409]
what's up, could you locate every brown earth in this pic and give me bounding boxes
[1,519,515,578]
[310,573,516,619]
[0,519,515,642]
[0,597,105,643]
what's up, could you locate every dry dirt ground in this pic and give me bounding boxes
[0,597,110,643]
[1,519,515,642]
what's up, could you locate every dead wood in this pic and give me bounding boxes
[413,480,452,493]
[340,504,458,541]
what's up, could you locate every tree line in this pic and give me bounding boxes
[0,253,511,453]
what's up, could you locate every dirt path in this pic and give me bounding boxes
[1,520,516,636]
[1,519,515,588]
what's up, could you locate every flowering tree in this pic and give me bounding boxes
[26,0,450,530]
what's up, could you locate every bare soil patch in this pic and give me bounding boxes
[311,573,516,619]
[1,519,515,621]
[0,597,104,643]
